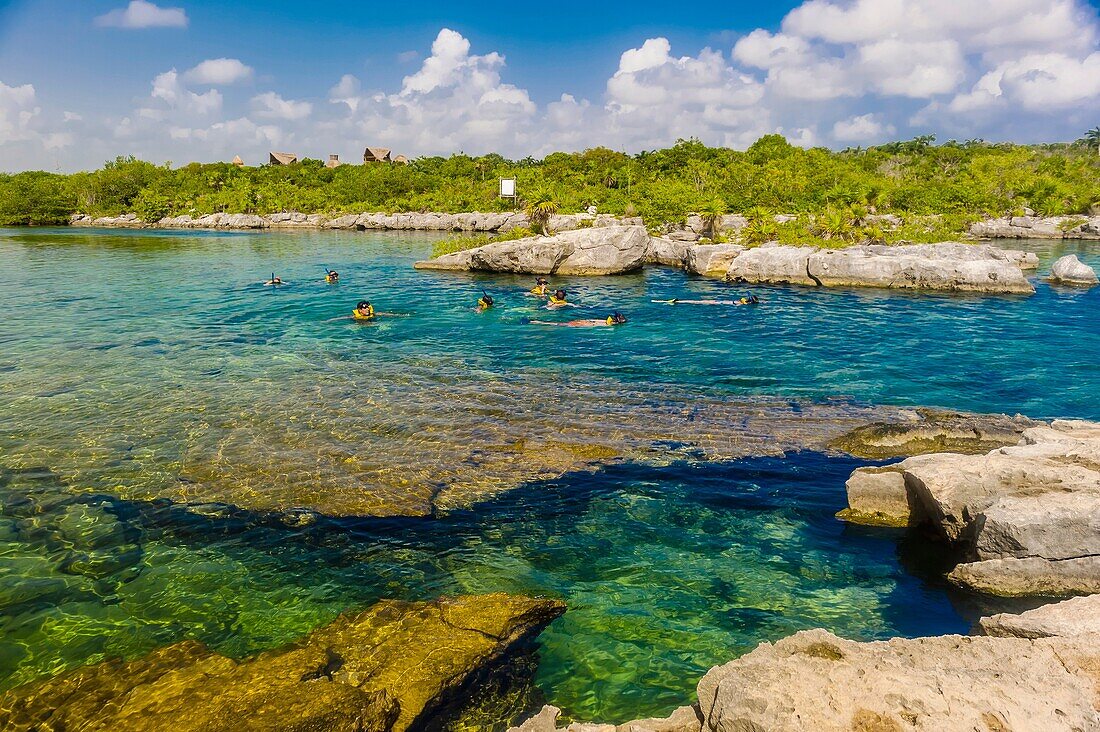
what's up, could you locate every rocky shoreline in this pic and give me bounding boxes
[419,226,1061,293]
[510,594,1099,732]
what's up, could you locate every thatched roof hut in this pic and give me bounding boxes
[393,154,409,165]
[269,151,298,165]
[325,154,344,168]
[363,147,392,163]
[232,155,245,167]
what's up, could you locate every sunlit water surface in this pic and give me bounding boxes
[0,229,1097,723]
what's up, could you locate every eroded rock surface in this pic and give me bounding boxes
[724,243,1035,293]
[415,226,650,275]
[695,628,1100,731]
[0,593,565,732]
[508,703,703,732]
[841,419,1100,596]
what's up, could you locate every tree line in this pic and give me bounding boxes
[1,135,1097,239]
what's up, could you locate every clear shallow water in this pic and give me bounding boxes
[0,228,1097,723]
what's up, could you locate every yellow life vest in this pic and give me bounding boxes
[478,298,491,309]
[549,295,566,305]
[326,274,338,283]
[531,285,547,295]
[353,306,375,320]
[606,316,615,325]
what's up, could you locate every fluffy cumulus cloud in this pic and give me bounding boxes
[95,0,188,29]
[183,59,254,86]
[5,0,1100,170]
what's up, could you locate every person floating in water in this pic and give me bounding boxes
[547,289,572,308]
[325,270,340,284]
[652,295,760,306]
[477,292,494,312]
[352,300,375,320]
[530,277,549,297]
[529,312,628,327]
[263,274,284,286]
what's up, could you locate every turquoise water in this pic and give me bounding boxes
[0,228,1097,723]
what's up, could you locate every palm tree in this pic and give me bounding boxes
[697,199,726,239]
[1077,127,1100,156]
[525,190,559,235]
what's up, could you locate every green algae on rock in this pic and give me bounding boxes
[0,593,566,732]
[829,408,1039,460]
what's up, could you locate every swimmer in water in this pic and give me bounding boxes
[325,270,339,284]
[263,273,284,286]
[547,289,575,308]
[652,294,760,305]
[529,277,550,297]
[528,312,628,327]
[477,292,494,312]
[352,300,375,320]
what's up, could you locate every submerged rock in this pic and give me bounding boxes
[840,419,1100,596]
[830,408,1039,459]
[0,593,565,732]
[1050,254,1099,286]
[414,226,650,275]
[695,628,1100,731]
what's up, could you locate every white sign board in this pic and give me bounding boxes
[499,178,516,197]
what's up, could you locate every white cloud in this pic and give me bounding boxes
[183,59,253,85]
[397,50,420,64]
[252,92,312,120]
[95,0,187,29]
[6,0,1100,171]
[833,113,896,142]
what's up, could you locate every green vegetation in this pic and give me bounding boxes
[430,227,535,258]
[1,135,1097,242]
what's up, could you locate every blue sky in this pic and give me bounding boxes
[1,0,1098,171]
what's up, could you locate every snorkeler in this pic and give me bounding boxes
[325,269,340,283]
[547,289,571,308]
[352,300,375,320]
[529,277,550,297]
[477,292,494,312]
[652,294,760,306]
[529,312,628,327]
[263,273,284,286]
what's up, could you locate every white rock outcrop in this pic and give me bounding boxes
[414,226,650,276]
[970,215,1100,239]
[980,594,1100,638]
[841,420,1100,596]
[1050,254,1099,286]
[722,243,1035,293]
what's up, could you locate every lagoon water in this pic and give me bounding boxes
[1,228,1098,724]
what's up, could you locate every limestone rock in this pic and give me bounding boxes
[829,409,1039,459]
[667,230,700,242]
[838,464,917,527]
[0,593,566,732]
[509,705,561,732]
[415,226,650,275]
[980,594,1100,638]
[975,491,1100,561]
[807,243,1034,293]
[971,215,1100,240]
[647,237,692,268]
[617,704,702,731]
[695,628,1100,731]
[948,556,1100,597]
[684,244,744,276]
[1050,254,1099,286]
[726,246,817,286]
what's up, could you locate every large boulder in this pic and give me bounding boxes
[414,226,650,275]
[1050,254,1099,286]
[647,237,693,268]
[948,556,1100,597]
[684,244,744,276]
[0,593,566,732]
[980,594,1100,638]
[971,216,1100,240]
[695,628,1100,731]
